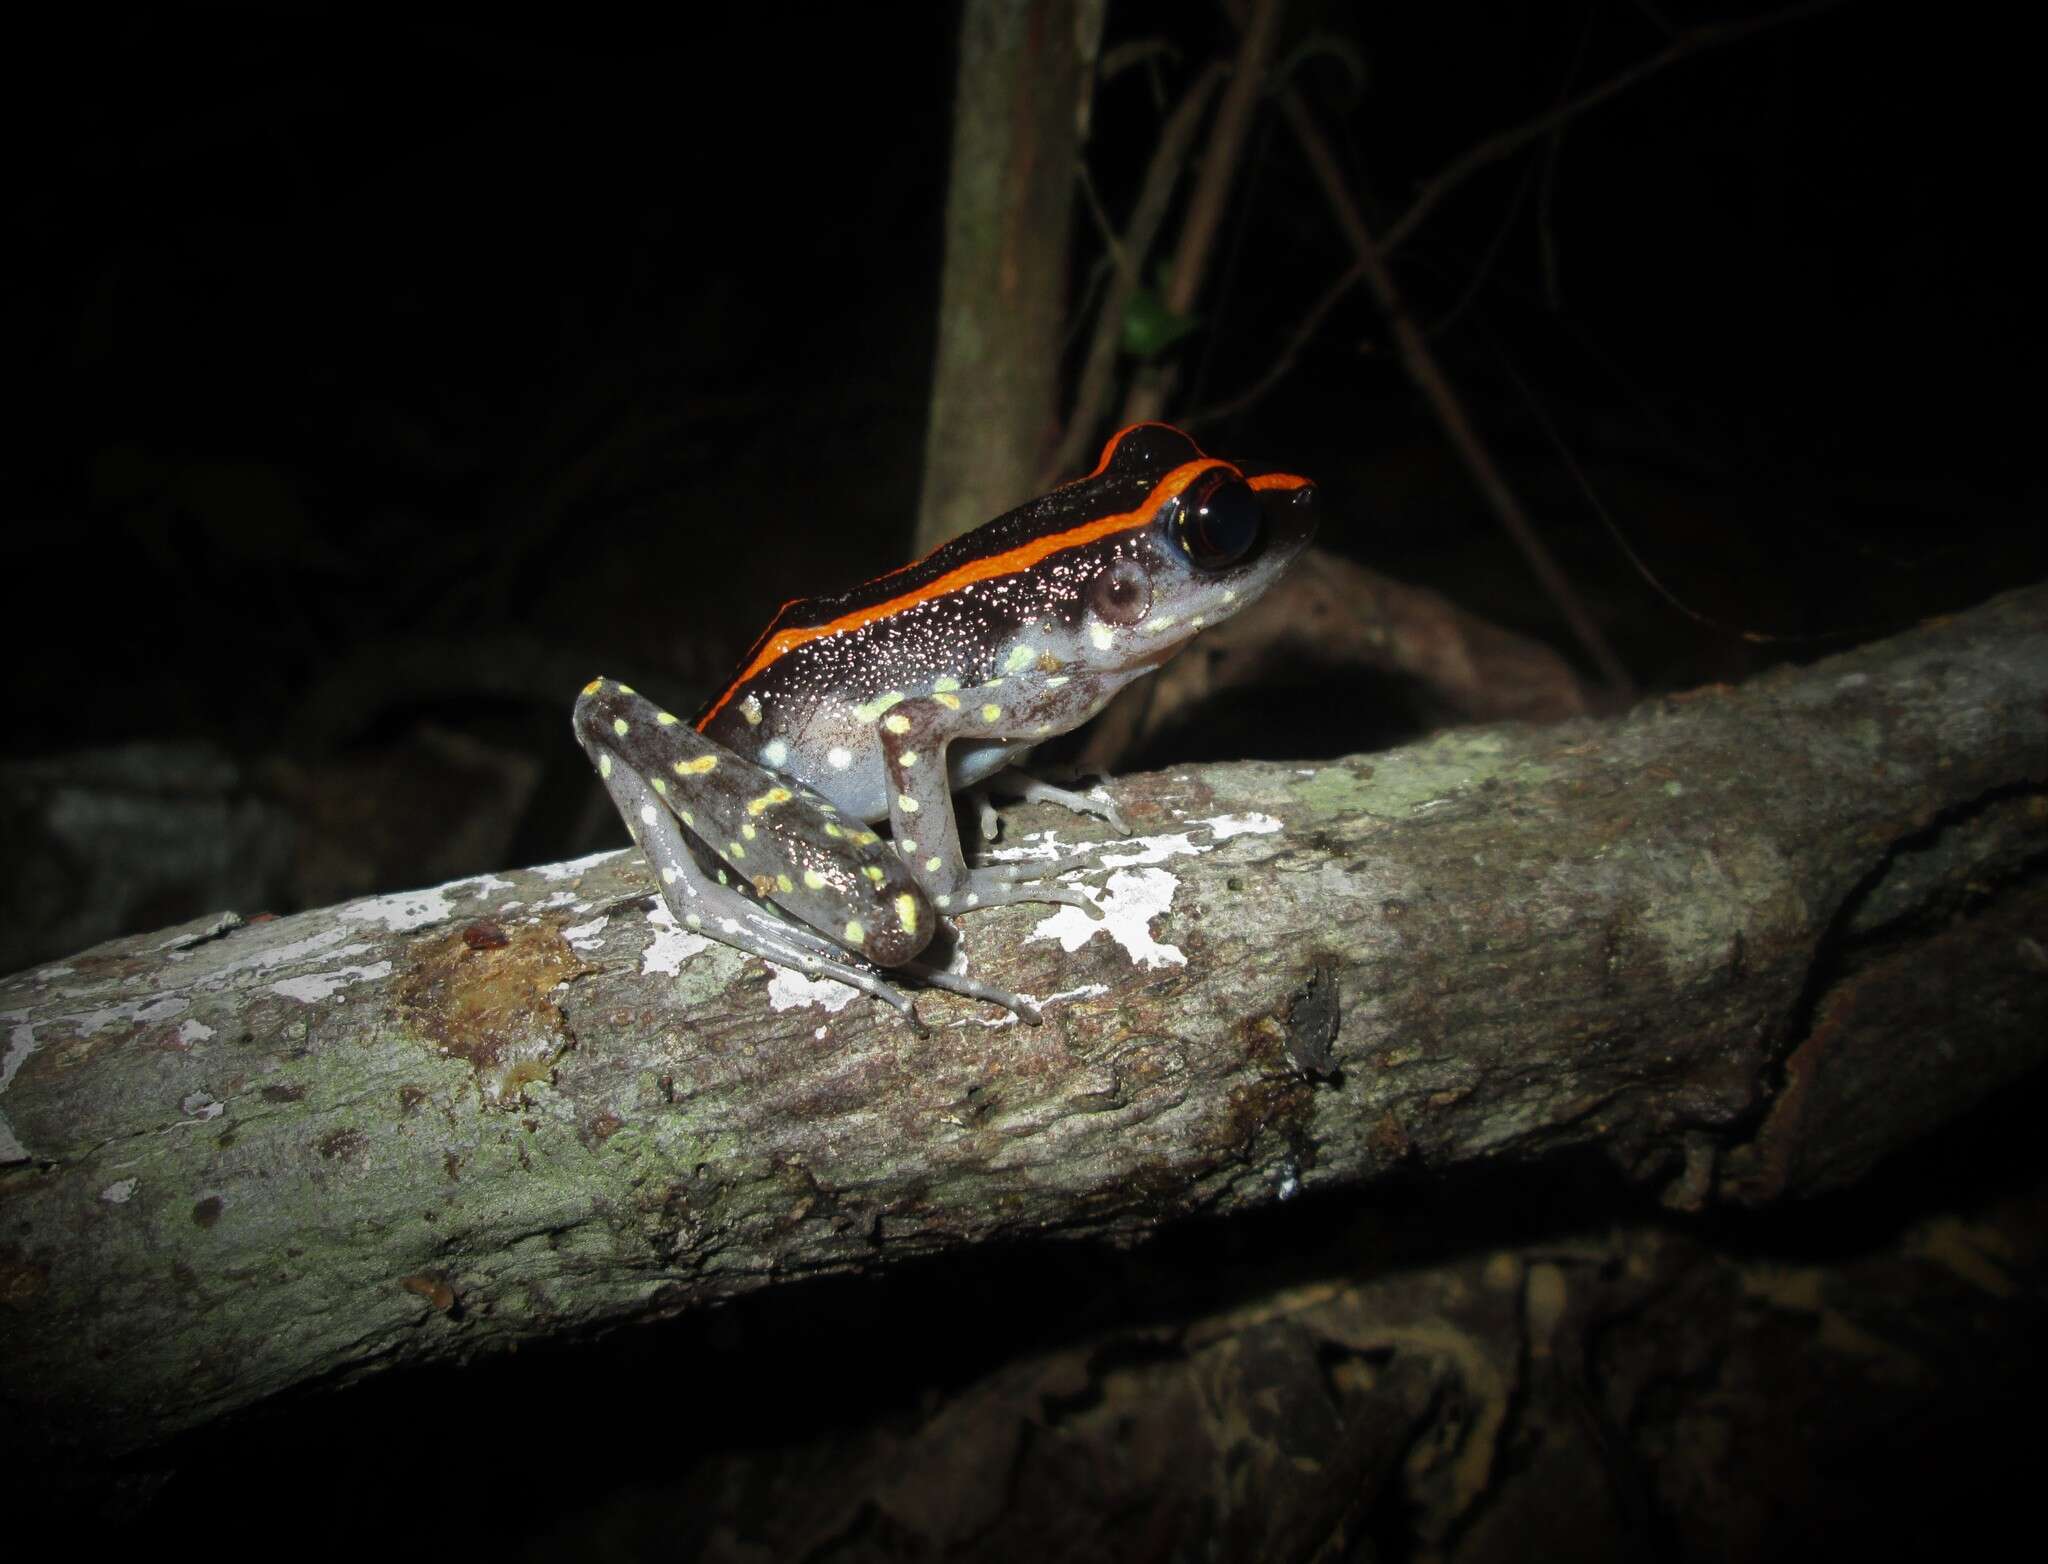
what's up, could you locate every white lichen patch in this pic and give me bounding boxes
[271,961,392,1004]
[337,886,462,934]
[0,1016,34,1164]
[639,904,712,975]
[767,967,863,1015]
[1029,868,1188,969]
[296,869,550,948]
[213,926,366,981]
[101,1178,139,1203]
[4,1015,40,1094]
[992,811,1283,872]
[35,990,194,1040]
[984,829,1073,864]
[1092,832,1206,869]
[533,848,632,882]
[958,980,1110,1028]
[0,1019,36,1170]
[561,915,610,950]
[1204,811,1283,841]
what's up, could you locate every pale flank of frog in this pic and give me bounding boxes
[575,423,1317,1024]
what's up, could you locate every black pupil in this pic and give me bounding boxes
[1178,474,1260,569]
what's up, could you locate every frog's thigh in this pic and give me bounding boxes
[574,680,932,973]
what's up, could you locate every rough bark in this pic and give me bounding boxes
[3,584,2045,1460]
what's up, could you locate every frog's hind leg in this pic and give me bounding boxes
[903,957,1043,1024]
[574,679,932,1023]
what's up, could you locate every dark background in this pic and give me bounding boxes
[12,1,2045,1551]
[13,2,2040,812]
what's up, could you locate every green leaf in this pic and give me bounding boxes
[1121,285,1200,360]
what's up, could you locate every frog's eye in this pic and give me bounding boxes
[1170,472,1260,570]
[1087,555,1152,626]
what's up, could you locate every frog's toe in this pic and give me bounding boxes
[993,771,1129,835]
[908,959,1043,1023]
[967,788,1004,842]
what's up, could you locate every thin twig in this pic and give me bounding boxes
[1184,259,1365,428]
[1273,83,1635,698]
[1119,0,1288,428]
[1381,0,1847,258]
[1491,340,1900,647]
[1045,61,1228,484]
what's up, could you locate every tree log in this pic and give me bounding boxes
[4,584,2045,1458]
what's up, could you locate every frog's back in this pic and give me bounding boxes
[694,424,1208,740]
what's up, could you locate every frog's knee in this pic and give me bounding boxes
[846,890,935,969]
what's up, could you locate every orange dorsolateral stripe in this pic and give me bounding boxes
[1076,421,1189,481]
[699,456,1234,729]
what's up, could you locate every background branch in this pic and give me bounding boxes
[1380,0,1848,257]
[1273,77,1635,696]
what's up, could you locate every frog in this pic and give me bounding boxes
[574,422,1316,1025]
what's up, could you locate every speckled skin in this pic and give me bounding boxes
[574,424,1316,1023]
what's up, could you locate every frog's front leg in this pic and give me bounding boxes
[879,677,1133,915]
[574,680,938,1019]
